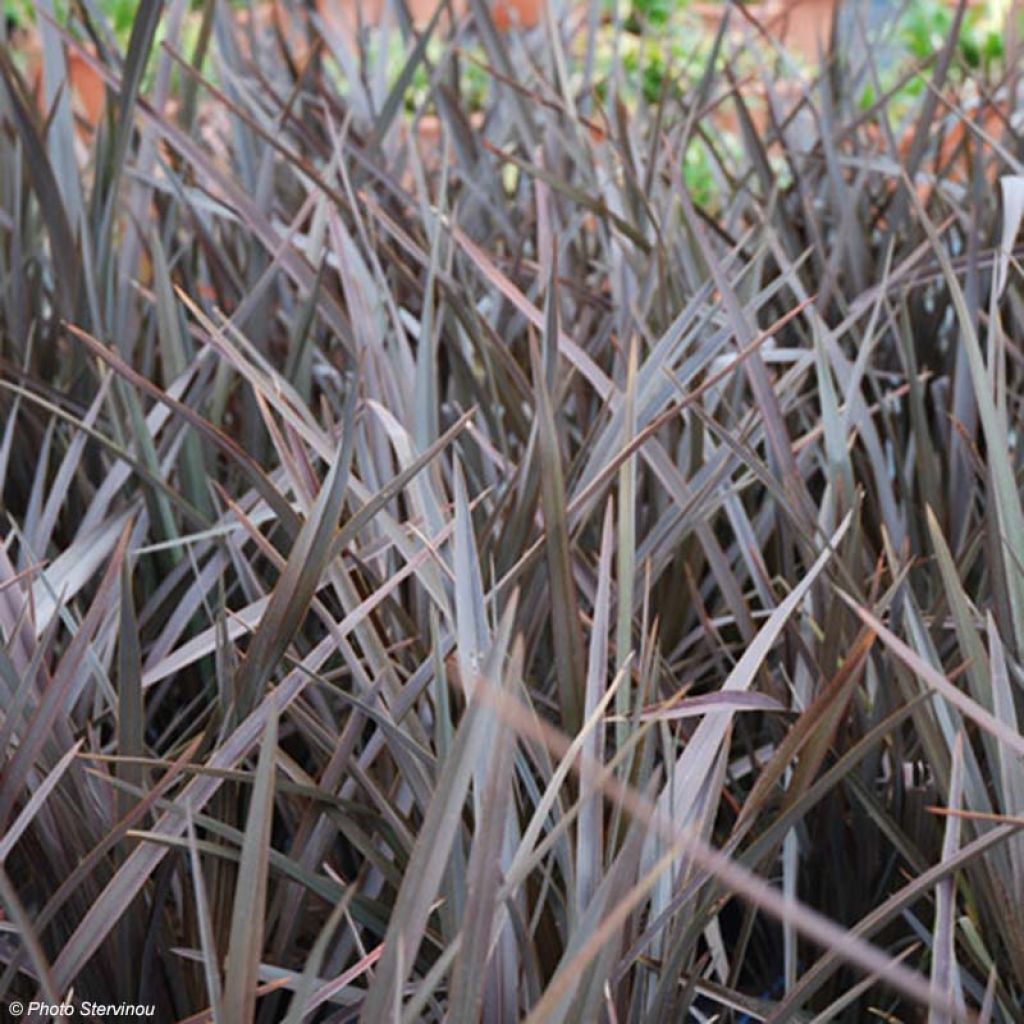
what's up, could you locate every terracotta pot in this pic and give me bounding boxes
[490,0,544,30]
[772,0,837,59]
[19,27,105,140]
[690,0,837,61]
[685,0,835,142]
[65,50,105,131]
[16,0,542,141]
[316,0,541,35]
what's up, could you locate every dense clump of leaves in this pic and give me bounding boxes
[1,1,1023,1021]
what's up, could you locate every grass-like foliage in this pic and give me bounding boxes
[2,0,1023,1020]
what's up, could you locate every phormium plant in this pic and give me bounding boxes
[1,0,1023,1021]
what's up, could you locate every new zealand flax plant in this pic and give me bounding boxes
[1,0,1023,1020]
